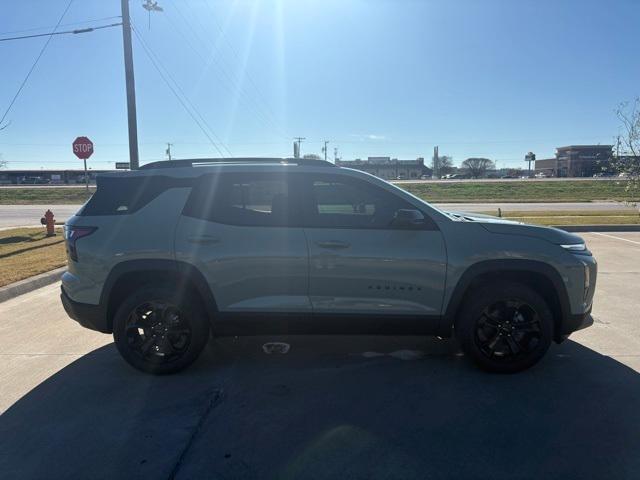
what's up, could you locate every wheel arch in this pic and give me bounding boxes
[441,259,570,340]
[102,259,217,332]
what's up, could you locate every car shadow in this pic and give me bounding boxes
[1,336,639,480]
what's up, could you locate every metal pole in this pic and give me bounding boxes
[121,0,140,169]
[294,137,305,158]
[83,158,89,192]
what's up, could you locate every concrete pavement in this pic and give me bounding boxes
[1,233,640,479]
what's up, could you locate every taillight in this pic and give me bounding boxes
[64,226,97,261]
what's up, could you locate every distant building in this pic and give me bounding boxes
[336,157,430,180]
[0,169,116,185]
[535,145,612,177]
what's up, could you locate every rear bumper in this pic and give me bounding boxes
[60,286,110,334]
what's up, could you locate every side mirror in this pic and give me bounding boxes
[392,209,425,227]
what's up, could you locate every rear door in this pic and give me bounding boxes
[175,172,310,315]
[301,173,447,321]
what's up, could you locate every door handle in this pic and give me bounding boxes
[316,240,350,250]
[187,235,220,245]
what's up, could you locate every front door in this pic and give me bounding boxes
[301,174,447,319]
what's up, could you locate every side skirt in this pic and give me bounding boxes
[211,312,444,337]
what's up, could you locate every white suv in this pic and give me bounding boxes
[61,158,596,374]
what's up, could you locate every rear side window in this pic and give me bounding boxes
[183,173,301,227]
[78,176,193,216]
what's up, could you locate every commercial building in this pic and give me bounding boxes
[535,145,612,177]
[336,157,430,180]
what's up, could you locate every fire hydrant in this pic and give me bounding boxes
[41,209,56,237]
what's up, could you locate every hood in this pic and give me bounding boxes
[446,211,584,245]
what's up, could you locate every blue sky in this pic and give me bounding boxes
[1,0,638,170]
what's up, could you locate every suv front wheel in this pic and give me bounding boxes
[455,281,554,373]
[113,285,210,374]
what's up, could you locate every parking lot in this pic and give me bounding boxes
[1,232,639,479]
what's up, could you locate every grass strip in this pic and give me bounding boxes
[0,227,67,287]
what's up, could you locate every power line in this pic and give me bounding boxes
[0,16,122,36]
[166,0,288,139]
[131,21,233,157]
[198,0,283,132]
[186,0,285,135]
[131,24,230,158]
[0,0,74,129]
[0,22,122,43]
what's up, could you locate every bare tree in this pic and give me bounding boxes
[462,157,494,178]
[303,153,322,160]
[611,98,640,197]
[431,154,454,178]
[439,155,454,176]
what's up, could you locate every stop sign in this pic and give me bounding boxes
[72,136,94,160]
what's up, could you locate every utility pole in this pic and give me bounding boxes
[293,137,305,158]
[322,140,330,161]
[121,0,140,169]
[166,142,173,160]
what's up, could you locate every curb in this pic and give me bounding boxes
[0,267,66,304]
[554,225,640,232]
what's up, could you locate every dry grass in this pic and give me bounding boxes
[505,216,640,226]
[401,180,640,203]
[0,227,67,287]
[473,209,640,226]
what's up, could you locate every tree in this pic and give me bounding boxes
[462,157,494,178]
[611,98,640,197]
[303,154,322,160]
[0,154,5,169]
[431,154,454,177]
[439,155,454,176]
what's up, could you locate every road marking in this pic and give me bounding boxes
[590,232,640,245]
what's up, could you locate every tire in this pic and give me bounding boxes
[455,281,554,373]
[112,285,210,374]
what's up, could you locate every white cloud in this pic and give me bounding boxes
[349,133,387,141]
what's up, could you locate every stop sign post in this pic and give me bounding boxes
[73,137,94,192]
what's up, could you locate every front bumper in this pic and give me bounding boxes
[556,308,594,342]
[60,286,110,334]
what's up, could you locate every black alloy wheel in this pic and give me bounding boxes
[456,282,553,373]
[475,300,542,362]
[124,300,192,364]
[113,285,210,374]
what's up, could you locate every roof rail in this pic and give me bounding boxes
[139,157,336,170]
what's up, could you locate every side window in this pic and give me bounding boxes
[306,175,418,229]
[80,176,193,216]
[184,173,299,227]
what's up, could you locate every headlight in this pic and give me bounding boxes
[560,243,586,252]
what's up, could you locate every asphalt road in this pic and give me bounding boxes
[1,232,639,479]
[0,205,81,229]
[0,177,621,187]
[1,202,636,229]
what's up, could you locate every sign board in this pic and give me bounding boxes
[115,162,131,170]
[73,136,94,160]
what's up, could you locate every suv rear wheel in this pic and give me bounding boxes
[455,282,554,373]
[113,285,210,374]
